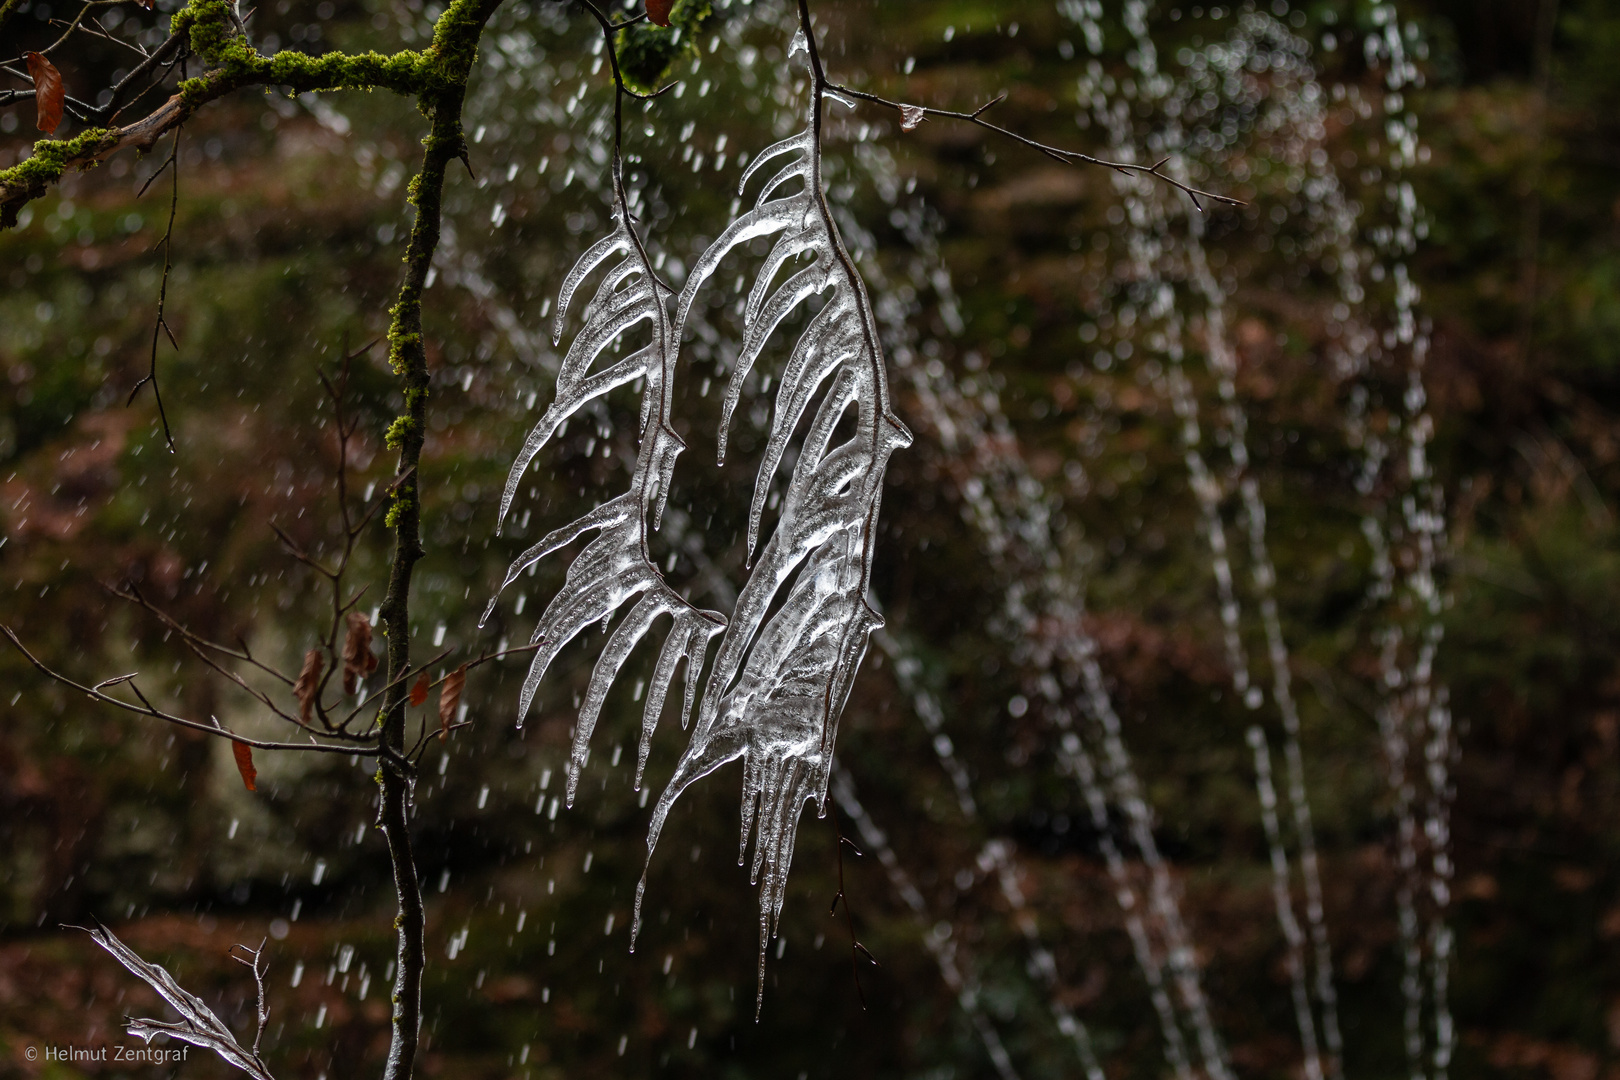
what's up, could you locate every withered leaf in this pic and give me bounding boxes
[341,611,379,694]
[231,740,257,792]
[409,670,430,707]
[438,664,467,742]
[899,104,927,132]
[24,52,64,135]
[645,0,672,27]
[294,648,322,725]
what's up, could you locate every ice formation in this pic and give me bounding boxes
[483,150,727,806]
[636,83,911,1009]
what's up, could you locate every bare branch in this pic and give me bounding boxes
[229,940,272,1060]
[821,81,1243,211]
[2,625,377,755]
[126,127,180,450]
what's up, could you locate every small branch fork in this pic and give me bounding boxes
[231,939,272,1062]
[128,126,181,451]
[827,800,878,1011]
[1,24,186,124]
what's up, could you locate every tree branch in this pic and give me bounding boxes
[0,0,437,228]
[820,82,1243,211]
[1,625,378,756]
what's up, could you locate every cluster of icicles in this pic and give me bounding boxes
[445,0,1455,1074]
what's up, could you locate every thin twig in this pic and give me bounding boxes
[129,126,180,451]
[822,81,1243,211]
[827,799,875,1010]
[229,939,272,1062]
[1,625,377,756]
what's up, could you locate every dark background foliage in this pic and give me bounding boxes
[2,1,1618,1078]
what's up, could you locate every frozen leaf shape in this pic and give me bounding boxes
[85,925,275,1080]
[899,104,927,132]
[638,90,912,1011]
[486,158,725,807]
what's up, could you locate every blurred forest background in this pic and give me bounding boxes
[2,0,1619,1077]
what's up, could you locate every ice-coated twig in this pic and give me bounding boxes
[230,940,272,1060]
[635,5,910,1014]
[83,924,276,1080]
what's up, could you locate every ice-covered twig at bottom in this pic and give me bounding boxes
[84,924,276,1080]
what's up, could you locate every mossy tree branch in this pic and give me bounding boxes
[4,0,516,1075]
[369,0,509,1077]
[0,0,446,227]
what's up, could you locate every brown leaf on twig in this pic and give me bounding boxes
[24,52,64,135]
[645,0,672,26]
[341,612,378,694]
[410,670,430,707]
[293,648,322,724]
[438,664,467,742]
[231,741,257,792]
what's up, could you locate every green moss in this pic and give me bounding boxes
[384,415,416,450]
[172,0,431,100]
[384,493,413,527]
[617,0,716,93]
[8,0,499,229]
[0,129,115,222]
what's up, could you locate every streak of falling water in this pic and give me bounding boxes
[1359,5,1456,1078]
[1061,3,1358,1075]
[878,629,1106,1080]
[844,145,1229,1080]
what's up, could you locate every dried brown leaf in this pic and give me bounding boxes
[342,612,378,694]
[438,664,467,742]
[24,52,64,135]
[231,741,257,792]
[410,670,430,707]
[294,648,322,724]
[645,0,672,26]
